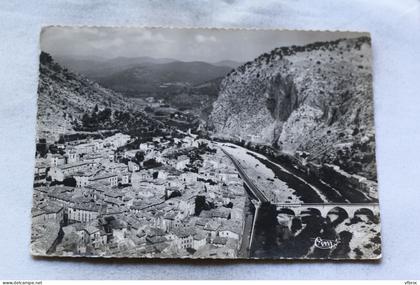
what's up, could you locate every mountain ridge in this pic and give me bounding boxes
[208,36,376,180]
[36,52,138,142]
[55,55,240,80]
[96,61,232,98]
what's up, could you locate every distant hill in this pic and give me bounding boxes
[54,56,236,118]
[55,56,238,81]
[165,76,224,120]
[96,61,232,99]
[55,55,177,79]
[40,54,234,133]
[212,60,243,69]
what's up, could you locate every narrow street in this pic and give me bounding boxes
[237,194,255,258]
[46,224,64,255]
[221,147,269,257]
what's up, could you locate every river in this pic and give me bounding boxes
[219,143,381,259]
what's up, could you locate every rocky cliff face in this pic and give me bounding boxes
[36,52,135,142]
[209,37,376,180]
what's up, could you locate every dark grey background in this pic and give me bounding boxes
[0,0,419,280]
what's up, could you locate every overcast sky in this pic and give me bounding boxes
[41,27,368,63]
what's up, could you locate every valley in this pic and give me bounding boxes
[57,56,240,120]
[33,31,380,259]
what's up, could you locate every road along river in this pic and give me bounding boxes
[219,143,381,259]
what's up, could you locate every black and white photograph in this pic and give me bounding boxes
[31,26,381,260]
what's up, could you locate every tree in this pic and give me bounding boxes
[134,151,145,163]
[98,108,112,121]
[194,196,206,216]
[40,52,53,64]
[36,141,48,158]
[63,177,76,187]
[81,113,91,127]
[143,158,162,169]
[291,218,302,233]
[49,144,59,154]
[194,195,215,216]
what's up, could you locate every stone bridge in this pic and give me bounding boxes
[275,203,380,219]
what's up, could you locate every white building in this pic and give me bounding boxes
[172,228,194,250]
[65,149,79,164]
[67,204,99,223]
[49,161,96,182]
[90,173,119,187]
[32,205,64,224]
[128,161,140,172]
[47,153,66,167]
[218,229,240,240]
[82,225,107,248]
[119,172,130,185]
[192,233,207,250]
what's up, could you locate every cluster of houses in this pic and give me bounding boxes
[31,131,248,258]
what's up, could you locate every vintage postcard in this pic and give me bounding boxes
[31,27,381,259]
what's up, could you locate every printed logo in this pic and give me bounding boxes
[313,237,339,250]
